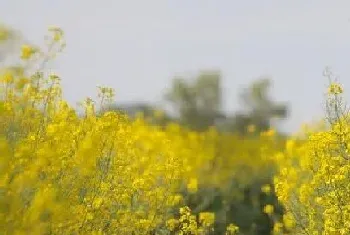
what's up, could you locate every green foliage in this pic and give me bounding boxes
[219,78,288,135]
[165,70,225,131]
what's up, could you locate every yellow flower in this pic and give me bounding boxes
[166,219,179,231]
[283,212,295,229]
[15,77,29,90]
[328,82,343,95]
[3,71,14,84]
[92,197,103,208]
[261,184,271,194]
[187,178,198,193]
[226,223,239,234]
[21,44,36,60]
[261,128,276,137]
[263,204,274,215]
[86,212,94,220]
[285,139,295,155]
[273,222,283,234]
[48,25,64,42]
[199,212,215,227]
[179,206,191,215]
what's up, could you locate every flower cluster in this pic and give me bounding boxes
[273,81,350,234]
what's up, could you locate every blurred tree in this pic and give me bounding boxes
[164,70,225,131]
[218,78,288,135]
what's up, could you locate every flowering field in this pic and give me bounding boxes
[0,27,349,235]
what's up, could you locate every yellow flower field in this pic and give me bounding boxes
[0,26,349,235]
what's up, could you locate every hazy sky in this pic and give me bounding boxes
[1,0,350,132]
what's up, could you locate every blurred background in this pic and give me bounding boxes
[1,0,350,134]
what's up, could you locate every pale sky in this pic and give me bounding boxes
[1,0,350,132]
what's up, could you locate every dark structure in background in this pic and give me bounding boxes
[109,71,288,136]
